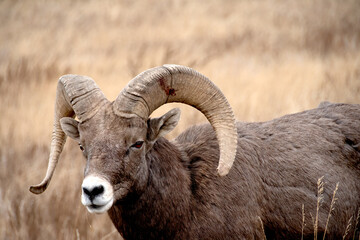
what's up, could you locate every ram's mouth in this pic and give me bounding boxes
[89,204,102,209]
[86,199,113,214]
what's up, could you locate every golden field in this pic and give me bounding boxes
[0,0,359,239]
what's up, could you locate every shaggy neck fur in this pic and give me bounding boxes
[107,138,192,240]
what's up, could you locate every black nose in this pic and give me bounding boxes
[82,185,104,200]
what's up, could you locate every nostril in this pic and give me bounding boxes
[83,187,91,196]
[82,185,104,200]
[93,185,104,196]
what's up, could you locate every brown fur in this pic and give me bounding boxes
[71,102,360,239]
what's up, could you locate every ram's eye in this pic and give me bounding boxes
[79,144,85,151]
[131,141,144,149]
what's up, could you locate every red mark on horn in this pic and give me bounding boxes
[159,78,176,96]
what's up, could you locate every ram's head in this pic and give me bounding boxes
[29,65,237,213]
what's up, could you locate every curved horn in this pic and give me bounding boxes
[114,65,237,176]
[29,75,107,194]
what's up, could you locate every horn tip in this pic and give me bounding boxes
[29,183,48,194]
[217,163,231,177]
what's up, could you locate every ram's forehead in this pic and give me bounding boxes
[80,117,147,147]
[115,116,147,128]
[76,109,147,145]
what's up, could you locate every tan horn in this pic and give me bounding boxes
[29,75,107,194]
[114,65,237,176]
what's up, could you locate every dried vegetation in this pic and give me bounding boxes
[1,0,360,239]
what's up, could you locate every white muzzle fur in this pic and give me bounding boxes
[81,175,114,214]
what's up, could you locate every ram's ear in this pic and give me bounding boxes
[147,108,181,142]
[60,117,80,142]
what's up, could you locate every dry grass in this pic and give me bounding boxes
[323,182,339,240]
[308,179,358,240]
[343,216,353,240]
[314,176,325,240]
[353,209,360,240]
[1,0,360,239]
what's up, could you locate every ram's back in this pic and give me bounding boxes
[175,103,360,239]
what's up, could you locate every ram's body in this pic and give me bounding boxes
[30,65,360,239]
[107,103,360,239]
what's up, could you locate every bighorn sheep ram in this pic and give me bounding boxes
[30,65,360,239]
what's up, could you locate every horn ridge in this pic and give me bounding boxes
[115,64,238,176]
[29,75,107,194]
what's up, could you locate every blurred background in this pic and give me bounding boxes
[1,0,359,239]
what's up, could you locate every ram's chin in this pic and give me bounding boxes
[85,199,114,214]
